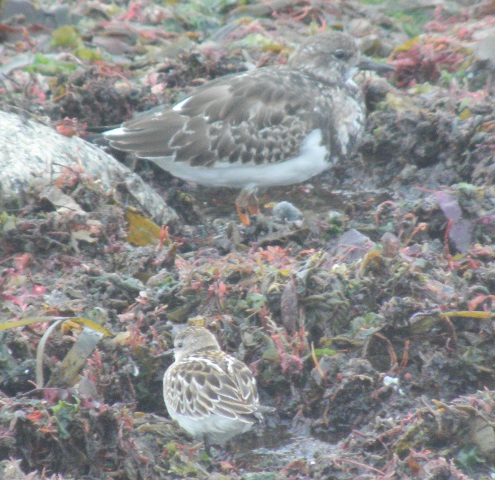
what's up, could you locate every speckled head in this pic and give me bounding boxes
[172,326,220,361]
[289,31,361,83]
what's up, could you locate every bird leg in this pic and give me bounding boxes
[235,189,260,226]
[204,435,212,456]
[247,192,260,216]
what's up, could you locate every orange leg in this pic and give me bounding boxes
[235,189,259,226]
[235,202,251,226]
[247,191,260,216]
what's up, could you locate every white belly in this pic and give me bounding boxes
[169,411,254,444]
[148,129,331,188]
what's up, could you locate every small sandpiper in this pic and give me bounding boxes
[163,326,268,452]
[105,31,390,225]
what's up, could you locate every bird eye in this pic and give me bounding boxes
[334,49,349,60]
[176,340,184,349]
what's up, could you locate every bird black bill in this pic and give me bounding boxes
[358,58,395,73]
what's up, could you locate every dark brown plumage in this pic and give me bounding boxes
[105,31,376,224]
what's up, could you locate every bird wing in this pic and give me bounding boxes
[163,355,260,422]
[105,68,325,167]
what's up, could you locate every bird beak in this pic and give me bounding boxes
[357,58,395,74]
[153,348,175,358]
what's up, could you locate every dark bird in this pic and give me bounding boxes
[105,31,390,224]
